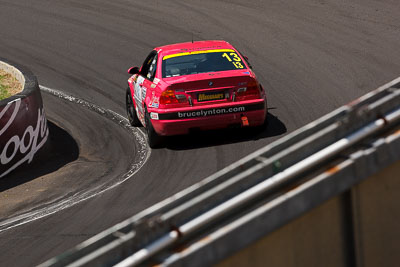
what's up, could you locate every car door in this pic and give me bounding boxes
[134,51,158,118]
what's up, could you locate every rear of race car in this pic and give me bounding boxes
[148,70,267,136]
[123,41,269,145]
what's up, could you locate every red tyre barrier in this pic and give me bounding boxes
[0,58,48,178]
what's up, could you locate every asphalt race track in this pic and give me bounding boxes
[0,1,399,266]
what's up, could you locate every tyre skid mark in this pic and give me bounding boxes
[0,85,150,233]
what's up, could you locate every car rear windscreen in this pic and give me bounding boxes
[162,49,246,78]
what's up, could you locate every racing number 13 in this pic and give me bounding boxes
[222,52,244,69]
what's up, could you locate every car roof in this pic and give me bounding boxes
[155,40,236,58]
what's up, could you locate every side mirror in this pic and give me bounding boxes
[127,67,140,75]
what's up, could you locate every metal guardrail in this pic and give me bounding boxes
[40,77,400,267]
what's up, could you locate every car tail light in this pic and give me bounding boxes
[160,89,189,105]
[160,89,179,104]
[235,81,261,101]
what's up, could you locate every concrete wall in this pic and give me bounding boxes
[0,58,49,178]
[352,159,400,267]
[217,159,400,267]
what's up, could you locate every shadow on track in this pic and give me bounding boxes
[0,121,79,192]
[164,112,286,150]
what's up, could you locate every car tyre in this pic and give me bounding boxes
[145,108,163,148]
[126,88,141,126]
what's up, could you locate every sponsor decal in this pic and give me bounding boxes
[198,92,224,102]
[177,106,245,119]
[150,112,159,120]
[134,76,145,105]
[243,71,250,75]
[179,45,223,52]
[142,87,147,100]
[163,49,235,60]
[138,107,145,125]
[150,102,159,108]
[129,74,139,84]
[149,92,160,108]
[129,74,138,83]
[221,52,244,69]
[153,78,160,84]
[1,99,49,178]
[158,103,265,120]
[151,83,156,88]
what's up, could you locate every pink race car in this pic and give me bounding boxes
[126,40,267,148]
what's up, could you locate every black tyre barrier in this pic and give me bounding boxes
[0,58,48,178]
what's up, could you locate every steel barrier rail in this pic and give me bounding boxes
[114,103,400,267]
[163,129,400,267]
[40,77,400,267]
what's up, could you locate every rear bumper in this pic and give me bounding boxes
[149,100,267,136]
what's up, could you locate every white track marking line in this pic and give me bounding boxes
[0,85,151,233]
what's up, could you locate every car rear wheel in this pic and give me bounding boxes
[126,88,141,126]
[145,108,163,148]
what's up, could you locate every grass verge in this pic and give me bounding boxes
[0,69,22,100]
